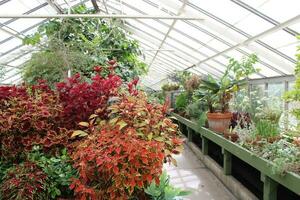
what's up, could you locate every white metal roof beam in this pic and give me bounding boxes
[0,14,203,20]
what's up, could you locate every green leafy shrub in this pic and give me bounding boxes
[145,171,191,200]
[0,160,12,182]
[28,146,78,199]
[255,120,279,138]
[196,54,259,113]
[185,101,207,120]
[284,36,300,128]
[256,108,282,124]
[175,93,188,112]
[22,5,147,86]
[198,112,208,127]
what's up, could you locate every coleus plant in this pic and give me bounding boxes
[70,126,165,199]
[56,61,122,129]
[77,91,184,164]
[0,83,64,161]
[70,90,183,199]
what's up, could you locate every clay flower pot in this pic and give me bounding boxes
[207,112,233,134]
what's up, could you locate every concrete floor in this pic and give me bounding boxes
[164,145,237,200]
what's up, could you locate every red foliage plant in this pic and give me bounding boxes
[69,92,183,199]
[104,92,184,162]
[70,126,165,200]
[0,82,65,161]
[56,62,122,129]
[0,162,49,200]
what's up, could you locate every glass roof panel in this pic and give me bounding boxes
[173,21,214,44]
[249,43,295,74]
[0,0,40,14]
[241,0,267,8]
[203,39,229,52]
[260,30,298,58]
[0,38,22,54]
[277,43,299,59]
[189,0,250,25]
[257,0,300,22]
[6,53,31,67]
[234,14,273,35]
[0,0,299,86]
[0,30,10,42]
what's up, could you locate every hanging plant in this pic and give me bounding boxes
[22,5,147,87]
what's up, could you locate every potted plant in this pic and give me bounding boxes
[196,54,259,133]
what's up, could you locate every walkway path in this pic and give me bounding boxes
[164,144,237,200]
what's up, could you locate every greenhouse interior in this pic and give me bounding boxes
[0,0,300,200]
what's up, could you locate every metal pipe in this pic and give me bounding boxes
[0,14,204,20]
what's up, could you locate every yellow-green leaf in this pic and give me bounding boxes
[164,149,171,155]
[71,130,88,138]
[175,146,184,153]
[109,117,119,125]
[117,120,127,130]
[78,122,89,127]
[170,157,177,167]
[148,133,153,141]
[154,137,164,142]
[109,109,119,114]
[89,114,98,119]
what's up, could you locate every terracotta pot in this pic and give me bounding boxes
[207,112,233,133]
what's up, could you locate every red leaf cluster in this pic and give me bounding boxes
[128,77,139,96]
[105,92,184,159]
[70,126,164,200]
[56,71,122,129]
[0,60,183,199]
[69,92,183,199]
[0,85,63,160]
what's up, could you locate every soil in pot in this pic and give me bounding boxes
[207,112,233,134]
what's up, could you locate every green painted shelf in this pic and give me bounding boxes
[170,112,300,199]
